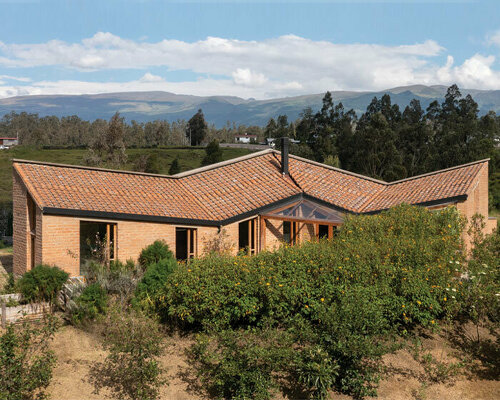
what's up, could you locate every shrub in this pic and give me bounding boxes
[0,316,58,400]
[134,258,177,311]
[71,283,108,324]
[18,264,69,304]
[457,216,500,334]
[190,329,294,400]
[138,240,173,270]
[295,346,339,400]
[2,273,16,294]
[88,309,167,400]
[86,259,141,304]
[154,205,467,397]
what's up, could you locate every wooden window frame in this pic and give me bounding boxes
[238,218,258,255]
[175,227,198,260]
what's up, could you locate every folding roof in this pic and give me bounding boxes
[262,198,344,224]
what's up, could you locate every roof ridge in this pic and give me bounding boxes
[171,148,274,177]
[387,158,490,185]
[284,151,388,185]
[12,158,177,179]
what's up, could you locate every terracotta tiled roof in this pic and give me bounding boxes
[287,155,386,212]
[13,150,488,223]
[362,161,486,212]
[179,152,300,220]
[14,162,214,221]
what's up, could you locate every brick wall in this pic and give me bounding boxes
[455,163,494,249]
[39,214,224,275]
[12,171,27,275]
[12,171,42,275]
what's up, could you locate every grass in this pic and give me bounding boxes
[0,146,254,205]
[0,247,13,255]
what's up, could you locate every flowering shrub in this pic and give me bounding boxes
[154,205,471,397]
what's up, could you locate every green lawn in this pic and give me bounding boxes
[0,146,254,205]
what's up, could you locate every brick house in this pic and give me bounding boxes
[12,139,496,276]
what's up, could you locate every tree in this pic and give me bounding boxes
[145,153,161,174]
[0,316,58,400]
[399,99,433,177]
[202,140,223,166]
[88,310,167,400]
[353,112,405,181]
[187,109,207,146]
[264,118,277,138]
[84,112,128,167]
[168,157,181,175]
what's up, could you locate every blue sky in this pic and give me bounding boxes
[0,0,499,99]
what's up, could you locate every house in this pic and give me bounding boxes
[0,137,18,148]
[235,134,258,144]
[12,138,496,276]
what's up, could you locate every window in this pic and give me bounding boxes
[80,221,117,276]
[318,224,329,239]
[176,227,197,260]
[283,221,298,244]
[316,224,337,240]
[238,218,257,254]
[27,195,36,270]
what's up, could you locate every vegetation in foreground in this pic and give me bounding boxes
[1,205,498,399]
[149,205,496,399]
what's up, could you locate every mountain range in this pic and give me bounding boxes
[1,85,499,127]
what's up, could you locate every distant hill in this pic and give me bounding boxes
[1,85,499,127]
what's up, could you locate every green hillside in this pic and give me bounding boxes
[0,146,254,206]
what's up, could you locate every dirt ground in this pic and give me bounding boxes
[0,249,12,289]
[46,322,500,400]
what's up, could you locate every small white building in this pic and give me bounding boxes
[0,137,18,148]
[234,134,258,144]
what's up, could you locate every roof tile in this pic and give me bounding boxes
[13,151,488,222]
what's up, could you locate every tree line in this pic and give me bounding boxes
[266,85,500,208]
[0,109,264,148]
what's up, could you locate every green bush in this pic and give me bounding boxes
[2,273,16,294]
[86,259,140,302]
[18,264,69,304]
[88,309,167,400]
[0,315,58,400]
[154,205,467,397]
[134,257,177,311]
[191,329,293,400]
[71,283,108,324]
[138,240,173,270]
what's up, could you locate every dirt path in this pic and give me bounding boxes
[47,323,499,400]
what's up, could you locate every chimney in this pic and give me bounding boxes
[281,137,289,176]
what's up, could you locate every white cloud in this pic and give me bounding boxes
[232,68,267,86]
[0,32,499,99]
[487,30,500,47]
[139,72,164,83]
[0,74,31,82]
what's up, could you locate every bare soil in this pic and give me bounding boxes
[47,322,499,400]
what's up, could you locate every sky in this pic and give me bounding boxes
[0,0,499,99]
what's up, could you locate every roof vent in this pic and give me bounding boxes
[281,137,289,176]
